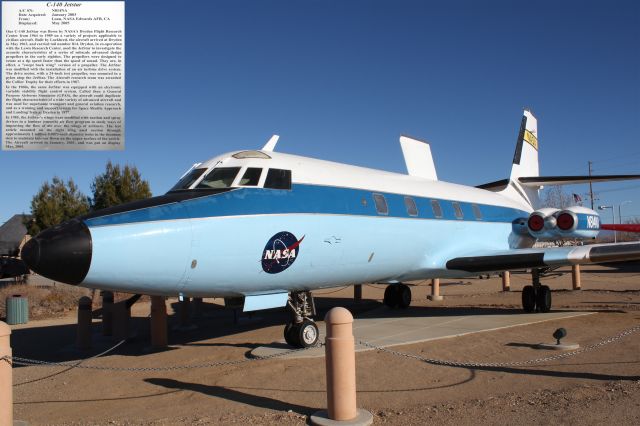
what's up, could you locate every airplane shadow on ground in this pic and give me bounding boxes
[8,296,625,364]
[145,378,317,415]
[447,364,640,382]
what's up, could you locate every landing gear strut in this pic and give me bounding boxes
[522,268,552,313]
[383,283,412,309]
[284,291,319,348]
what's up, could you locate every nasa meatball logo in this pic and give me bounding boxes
[261,231,305,274]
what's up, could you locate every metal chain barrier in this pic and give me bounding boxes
[2,324,638,372]
[357,323,640,368]
[11,339,127,386]
[1,342,323,372]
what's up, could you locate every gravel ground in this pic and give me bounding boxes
[7,263,640,425]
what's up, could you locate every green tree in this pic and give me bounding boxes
[26,177,90,235]
[90,161,152,210]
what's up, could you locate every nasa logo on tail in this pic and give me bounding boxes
[261,231,305,274]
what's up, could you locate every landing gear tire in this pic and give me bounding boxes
[384,285,398,308]
[383,284,412,309]
[284,291,318,348]
[284,323,296,346]
[397,284,411,309]
[296,319,319,348]
[536,285,552,313]
[522,285,536,313]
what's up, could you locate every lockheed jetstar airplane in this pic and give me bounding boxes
[21,110,640,348]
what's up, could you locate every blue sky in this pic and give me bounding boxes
[1,0,639,225]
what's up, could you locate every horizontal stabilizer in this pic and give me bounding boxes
[477,174,640,191]
[446,242,640,273]
[399,135,437,180]
[518,174,640,187]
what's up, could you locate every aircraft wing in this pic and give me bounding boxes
[445,242,640,273]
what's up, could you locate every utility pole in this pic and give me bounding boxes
[588,161,594,210]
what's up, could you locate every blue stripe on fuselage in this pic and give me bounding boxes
[83,184,529,227]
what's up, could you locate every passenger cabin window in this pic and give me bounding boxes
[431,200,443,218]
[452,202,464,219]
[239,168,262,186]
[195,167,241,189]
[170,168,207,191]
[404,197,418,217]
[472,204,483,220]
[373,194,388,215]
[264,168,292,190]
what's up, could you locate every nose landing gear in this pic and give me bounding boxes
[284,291,319,348]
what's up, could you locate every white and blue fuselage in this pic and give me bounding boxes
[77,150,532,297]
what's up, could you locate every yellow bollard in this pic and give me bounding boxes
[76,296,93,350]
[572,264,582,290]
[150,296,168,348]
[0,321,12,426]
[427,278,443,301]
[502,271,511,292]
[311,307,373,426]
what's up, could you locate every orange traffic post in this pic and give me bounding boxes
[427,278,443,301]
[76,296,93,350]
[502,271,511,292]
[0,321,12,426]
[311,307,373,426]
[572,264,582,290]
[150,296,168,348]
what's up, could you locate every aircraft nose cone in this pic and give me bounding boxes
[21,219,92,285]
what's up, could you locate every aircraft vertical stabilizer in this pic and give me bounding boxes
[499,110,542,208]
[399,135,438,180]
[510,110,539,180]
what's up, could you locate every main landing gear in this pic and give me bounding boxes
[522,268,552,313]
[383,283,412,309]
[284,291,319,348]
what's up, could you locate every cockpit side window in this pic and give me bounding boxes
[195,167,241,189]
[239,167,262,186]
[170,168,207,191]
[264,169,292,190]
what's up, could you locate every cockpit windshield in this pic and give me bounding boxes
[195,167,241,189]
[170,168,207,191]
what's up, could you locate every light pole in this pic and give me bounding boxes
[618,201,632,240]
[598,205,616,243]
[618,201,632,224]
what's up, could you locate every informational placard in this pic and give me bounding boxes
[2,1,124,150]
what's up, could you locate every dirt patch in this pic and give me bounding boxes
[0,282,91,320]
[8,264,640,425]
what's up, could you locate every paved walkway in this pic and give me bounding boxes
[251,308,593,359]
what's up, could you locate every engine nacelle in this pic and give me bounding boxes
[555,206,600,239]
[527,208,560,239]
[526,206,600,240]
